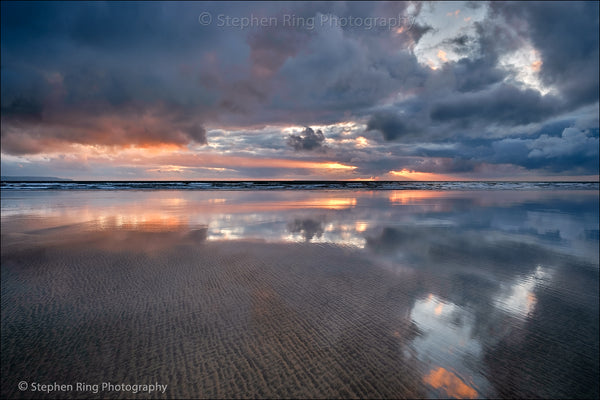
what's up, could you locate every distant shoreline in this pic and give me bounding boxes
[1,176,72,182]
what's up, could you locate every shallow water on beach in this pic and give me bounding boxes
[1,189,599,398]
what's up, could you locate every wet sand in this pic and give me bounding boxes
[1,189,598,399]
[2,232,428,399]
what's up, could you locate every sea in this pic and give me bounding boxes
[1,180,598,191]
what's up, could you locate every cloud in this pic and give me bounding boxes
[0,97,43,120]
[528,127,598,159]
[1,107,207,155]
[1,1,598,179]
[492,1,599,106]
[186,124,208,145]
[491,125,599,174]
[430,84,560,127]
[287,127,326,152]
[366,112,416,141]
[364,1,597,149]
[451,57,504,92]
[412,123,599,175]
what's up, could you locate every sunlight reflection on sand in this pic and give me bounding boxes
[1,189,598,398]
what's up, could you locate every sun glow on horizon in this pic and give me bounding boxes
[389,169,456,181]
[319,162,357,170]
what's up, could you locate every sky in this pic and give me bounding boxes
[1,1,598,181]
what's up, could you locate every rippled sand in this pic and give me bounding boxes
[2,232,431,399]
[1,189,598,399]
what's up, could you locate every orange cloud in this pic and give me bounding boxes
[423,367,478,399]
[427,60,439,70]
[29,143,360,179]
[52,143,357,171]
[0,105,208,156]
[437,50,448,63]
[317,162,357,170]
[355,136,368,148]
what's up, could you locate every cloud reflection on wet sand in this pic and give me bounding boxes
[1,189,598,398]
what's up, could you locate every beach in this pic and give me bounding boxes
[3,1,599,398]
[1,188,599,399]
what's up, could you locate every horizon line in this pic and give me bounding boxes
[2,178,599,183]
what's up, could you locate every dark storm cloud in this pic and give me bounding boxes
[1,1,426,154]
[360,1,598,178]
[0,97,43,120]
[287,127,326,152]
[275,26,396,116]
[236,3,428,126]
[0,114,208,155]
[186,124,208,144]
[366,112,416,140]
[430,84,560,127]
[246,23,313,78]
[0,1,252,154]
[492,1,599,105]
[0,0,420,142]
[1,1,598,178]
[450,57,504,92]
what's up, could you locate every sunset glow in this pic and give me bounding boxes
[1,1,597,181]
[423,367,478,399]
[320,163,357,170]
[389,169,456,181]
[388,190,447,204]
